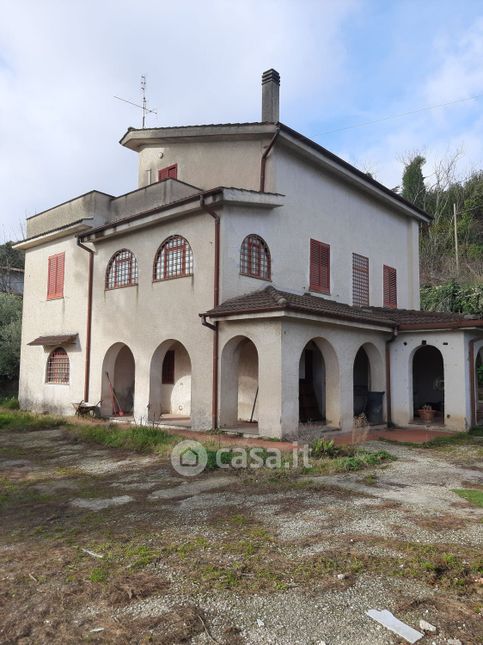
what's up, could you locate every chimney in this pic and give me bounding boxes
[261,68,280,122]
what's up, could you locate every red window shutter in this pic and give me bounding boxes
[310,239,330,294]
[383,265,397,308]
[158,164,178,181]
[56,252,65,298]
[352,253,369,307]
[47,253,65,299]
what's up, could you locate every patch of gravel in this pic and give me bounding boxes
[147,476,235,500]
[69,495,134,510]
[115,574,435,645]
[76,455,156,475]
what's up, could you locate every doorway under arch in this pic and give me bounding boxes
[219,336,259,429]
[149,340,192,424]
[412,345,445,423]
[101,343,135,417]
[299,341,325,422]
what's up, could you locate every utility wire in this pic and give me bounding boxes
[316,93,483,136]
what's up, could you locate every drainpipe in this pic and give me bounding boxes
[260,127,280,192]
[199,195,220,429]
[385,327,398,427]
[469,338,477,428]
[76,237,94,402]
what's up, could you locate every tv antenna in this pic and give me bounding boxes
[114,75,157,128]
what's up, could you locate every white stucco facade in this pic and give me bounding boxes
[16,76,483,436]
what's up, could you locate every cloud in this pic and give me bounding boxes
[0,0,358,240]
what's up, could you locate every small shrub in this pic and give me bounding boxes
[310,438,339,458]
[0,396,19,410]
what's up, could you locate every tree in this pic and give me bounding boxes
[0,293,22,380]
[0,242,24,294]
[401,155,426,210]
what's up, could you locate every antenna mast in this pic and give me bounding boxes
[114,74,157,128]
[141,74,147,129]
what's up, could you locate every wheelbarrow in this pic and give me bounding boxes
[72,400,102,418]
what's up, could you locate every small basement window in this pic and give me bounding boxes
[46,347,70,384]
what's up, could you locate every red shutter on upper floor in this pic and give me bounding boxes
[383,265,397,308]
[47,252,65,299]
[158,164,178,181]
[309,239,330,294]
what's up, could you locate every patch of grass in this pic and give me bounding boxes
[0,478,52,508]
[452,488,483,508]
[307,449,396,475]
[89,566,109,583]
[469,425,483,437]
[0,410,64,431]
[68,423,179,456]
[0,396,19,410]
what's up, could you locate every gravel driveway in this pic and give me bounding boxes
[0,426,481,644]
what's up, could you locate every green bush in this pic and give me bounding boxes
[310,438,340,458]
[0,396,19,409]
[420,281,483,314]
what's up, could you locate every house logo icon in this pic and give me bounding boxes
[171,440,208,476]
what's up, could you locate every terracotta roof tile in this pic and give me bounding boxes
[204,287,483,331]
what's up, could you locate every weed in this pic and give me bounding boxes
[0,397,19,410]
[452,488,483,508]
[310,438,339,458]
[89,567,109,583]
[0,410,64,431]
[67,423,178,455]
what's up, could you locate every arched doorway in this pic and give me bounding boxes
[101,343,135,417]
[353,347,370,416]
[352,343,385,423]
[299,341,325,422]
[219,336,259,429]
[475,346,483,425]
[149,340,192,424]
[412,345,444,424]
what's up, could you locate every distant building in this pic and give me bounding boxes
[15,70,483,435]
[0,266,24,295]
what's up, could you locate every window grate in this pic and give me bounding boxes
[105,249,138,290]
[153,236,193,281]
[46,347,69,384]
[240,235,271,280]
[352,253,369,307]
[383,265,397,308]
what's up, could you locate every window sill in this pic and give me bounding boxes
[47,295,64,301]
[309,287,330,296]
[153,274,193,283]
[240,272,272,282]
[105,283,138,291]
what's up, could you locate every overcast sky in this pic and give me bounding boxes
[1,0,482,241]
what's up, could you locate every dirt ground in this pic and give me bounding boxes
[0,426,482,644]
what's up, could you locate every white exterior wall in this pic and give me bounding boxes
[219,316,389,438]
[18,237,89,414]
[87,211,216,429]
[219,146,418,309]
[391,331,471,431]
[138,140,265,191]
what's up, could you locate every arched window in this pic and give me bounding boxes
[153,235,193,281]
[240,234,271,280]
[105,249,138,290]
[46,347,69,384]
